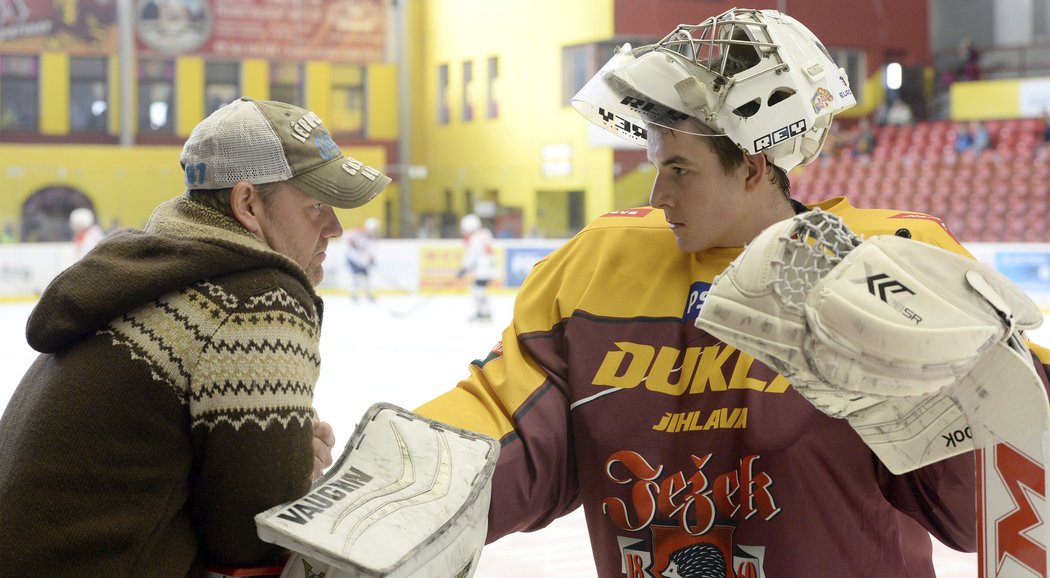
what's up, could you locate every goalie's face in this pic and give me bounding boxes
[647,123,779,253]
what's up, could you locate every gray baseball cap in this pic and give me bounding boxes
[180,96,391,209]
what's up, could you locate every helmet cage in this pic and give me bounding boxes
[572,8,856,172]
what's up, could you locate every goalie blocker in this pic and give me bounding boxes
[694,209,1048,475]
[253,403,499,578]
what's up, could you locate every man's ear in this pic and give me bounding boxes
[229,181,263,235]
[743,153,767,191]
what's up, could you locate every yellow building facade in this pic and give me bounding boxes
[0,0,920,243]
[0,0,397,240]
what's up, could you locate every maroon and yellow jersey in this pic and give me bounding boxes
[416,197,1050,577]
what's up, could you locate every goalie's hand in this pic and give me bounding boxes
[257,404,499,578]
[696,209,1047,474]
[310,409,335,482]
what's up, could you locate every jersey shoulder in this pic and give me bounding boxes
[582,207,668,232]
[814,196,968,256]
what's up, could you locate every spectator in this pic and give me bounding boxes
[885,98,914,126]
[958,38,982,81]
[851,118,877,156]
[955,120,991,156]
[941,38,981,88]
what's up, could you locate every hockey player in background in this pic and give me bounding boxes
[69,206,105,260]
[458,213,495,320]
[345,216,380,301]
[0,96,390,576]
[404,8,1050,577]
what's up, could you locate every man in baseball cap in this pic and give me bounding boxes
[0,96,385,574]
[180,96,390,210]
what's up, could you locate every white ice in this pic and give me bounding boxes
[2,292,1034,577]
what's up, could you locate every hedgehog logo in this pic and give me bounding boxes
[662,542,727,578]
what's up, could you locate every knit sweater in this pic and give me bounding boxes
[0,195,324,576]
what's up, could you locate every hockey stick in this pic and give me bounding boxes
[957,350,1050,578]
[975,440,1049,577]
[384,293,437,319]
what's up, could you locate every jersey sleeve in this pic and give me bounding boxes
[415,237,589,542]
[188,284,317,566]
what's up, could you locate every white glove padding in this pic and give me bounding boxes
[256,403,499,578]
[696,209,1049,474]
[806,233,1042,396]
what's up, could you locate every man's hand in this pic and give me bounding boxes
[311,409,335,482]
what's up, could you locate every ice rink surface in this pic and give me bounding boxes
[2,291,1039,577]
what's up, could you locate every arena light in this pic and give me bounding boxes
[885,62,903,90]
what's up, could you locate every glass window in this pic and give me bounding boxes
[330,64,366,135]
[486,56,499,119]
[461,60,474,122]
[437,63,449,124]
[270,62,303,107]
[0,55,39,132]
[205,61,240,115]
[138,59,174,133]
[70,56,109,134]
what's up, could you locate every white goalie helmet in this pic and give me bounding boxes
[571,8,857,172]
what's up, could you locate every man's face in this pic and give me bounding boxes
[646,125,753,253]
[255,183,344,286]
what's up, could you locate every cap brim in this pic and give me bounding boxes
[289,155,392,209]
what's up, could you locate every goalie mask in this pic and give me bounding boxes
[571,8,857,172]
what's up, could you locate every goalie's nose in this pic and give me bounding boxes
[648,172,674,210]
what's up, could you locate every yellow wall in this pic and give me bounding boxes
[367,64,399,140]
[40,53,69,135]
[614,165,656,210]
[0,145,182,231]
[0,144,390,233]
[176,58,205,136]
[306,61,332,116]
[242,59,269,101]
[410,0,615,236]
[2,49,399,235]
[950,78,1025,120]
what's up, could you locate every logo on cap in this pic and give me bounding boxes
[291,112,324,144]
[342,158,382,181]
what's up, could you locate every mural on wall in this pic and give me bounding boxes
[135,0,386,62]
[0,0,386,62]
[0,0,117,53]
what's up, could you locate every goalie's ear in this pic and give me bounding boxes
[743,152,768,191]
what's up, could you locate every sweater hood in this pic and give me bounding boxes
[27,195,320,353]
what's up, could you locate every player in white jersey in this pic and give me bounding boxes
[458,213,495,320]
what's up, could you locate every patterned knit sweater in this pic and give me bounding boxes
[0,195,324,576]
